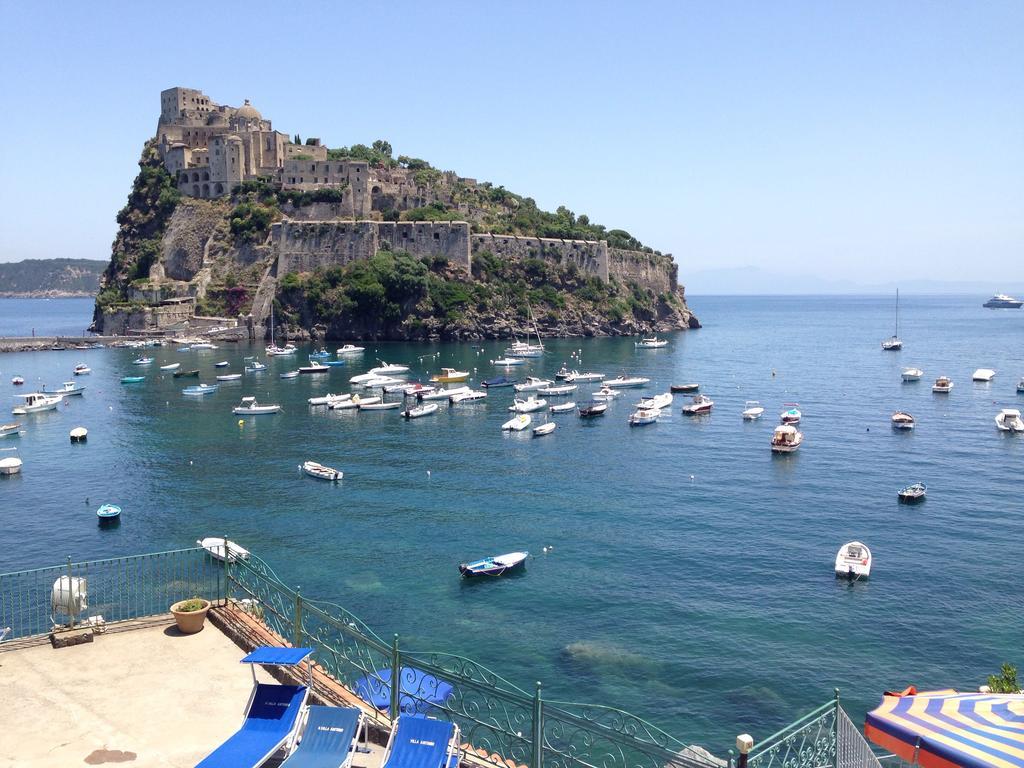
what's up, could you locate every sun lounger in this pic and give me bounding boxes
[381,716,461,768]
[279,706,364,768]
[195,682,308,767]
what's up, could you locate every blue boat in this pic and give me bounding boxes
[120,376,145,384]
[322,360,346,366]
[308,349,331,359]
[182,384,219,396]
[482,376,517,389]
[459,551,528,577]
[96,504,122,521]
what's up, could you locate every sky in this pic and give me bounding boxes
[0,0,1020,290]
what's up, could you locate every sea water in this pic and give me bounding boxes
[0,294,1021,750]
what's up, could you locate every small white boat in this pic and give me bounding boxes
[191,342,217,350]
[771,425,803,453]
[245,360,267,373]
[995,408,1024,433]
[362,375,405,389]
[539,384,577,396]
[266,344,297,356]
[1017,377,1024,394]
[450,390,487,403]
[459,551,529,577]
[593,386,621,401]
[331,395,379,410]
[402,403,439,419]
[533,421,556,436]
[402,383,436,398]
[214,361,230,368]
[69,427,88,443]
[216,373,243,381]
[420,386,469,401]
[52,381,84,397]
[564,371,605,383]
[629,407,661,426]
[780,405,802,424]
[12,392,63,415]
[349,372,378,384]
[308,393,350,406]
[901,368,923,382]
[742,401,765,420]
[0,456,23,475]
[232,396,281,415]
[891,411,915,430]
[73,364,91,376]
[299,361,330,374]
[182,384,219,396]
[881,336,902,351]
[549,401,577,413]
[197,537,250,563]
[11,376,24,386]
[509,396,547,413]
[682,394,714,415]
[491,357,526,366]
[604,375,650,388]
[160,362,181,371]
[1,422,23,437]
[132,357,154,365]
[972,368,996,382]
[932,376,953,393]
[635,337,668,349]
[301,460,342,481]
[336,344,365,355]
[359,400,401,410]
[835,541,871,580]
[636,392,672,410]
[513,377,553,393]
[279,370,299,379]
[501,414,532,431]
[369,362,410,375]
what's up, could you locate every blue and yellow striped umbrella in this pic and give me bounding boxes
[865,689,1024,768]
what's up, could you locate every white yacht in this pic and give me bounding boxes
[881,289,902,350]
[51,381,84,397]
[450,390,487,404]
[12,393,63,415]
[835,541,871,579]
[232,396,281,415]
[636,392,672,411]
[369,362,410,375]
[770,425,803,452]
[983,293,1023,309]
[336,344,365,355]
[564,371,605,383]
[995,409,1024,433]
[628,407,661,426]
[742,401,765,420]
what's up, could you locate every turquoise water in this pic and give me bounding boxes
[1,295,1022,751]
[0,297,95,336]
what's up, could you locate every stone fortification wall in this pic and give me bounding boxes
[471,234,609,281]
[608,249,678,294]
[272,221,471,275]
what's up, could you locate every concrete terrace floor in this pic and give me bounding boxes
[0,617,382,768]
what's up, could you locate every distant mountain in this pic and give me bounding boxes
[0,258,107,297]
[685,266,1024,296]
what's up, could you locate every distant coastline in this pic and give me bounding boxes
[0,290,97,299]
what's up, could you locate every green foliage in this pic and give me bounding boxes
[291,153,314,161]
[174,598,206,613]
[0,258,106,296]
[427,275,472,319]
[412,167,442,188]
[277,185,348,207]
[230,202,274,242]
[988,663,1019,693]
[326,140,396,167]
[404,202,461,222]
[397,155,431,170]
[131,238,162,281]
[304,137,318,146]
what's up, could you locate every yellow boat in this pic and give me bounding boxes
[431,367,470,383]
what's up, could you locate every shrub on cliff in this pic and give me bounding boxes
[230,202,274,242]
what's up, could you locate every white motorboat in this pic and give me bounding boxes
[504,342,544,358]
[383,382,413,393]
[73,364,91,376]
[362,375,405,389]
[771,425,803,453]
[299,361,330,374]
[12,392,63,415]
[629,407,661,426]
[245,360,267,373]
[635,337,668,349]
[308,393,350,406]
[1018,377,1024,394]
[891,411,915,430]
[1,422,23,437]
[604,375,650,388]
[533,421,556,436]
[491,357,526,366]
[359,400,401,410]
[450,390,487,404]
[402,403,439,419]
[881,290,902,350]
[932,376,953,393]
[11,376,24,385]
[420,386,469,401]
[69,427,88,442]
[513,377,552,393]
[742,401,765,420]
[336,344,365,355]
[266,344,298,356]
[539,384,577,396]
[555,366,572,379]
[132,357,154,365]
[501,414,532,431]
[995,409,1024,433]
[564,371,605,383]
[51,381,84,397]
[331,395,379,410]
[0,456,23,475]
[593,386,621,401]
[682,394,714,415]
[636,392,672,410]
[215,361,230,368]
[160,362,181,371]
[835,541,871,579]
[216,373,242,381]
[549,401,577,413]
[901,368,923,382]
[402,383,436,398]
[509,396,547,413]
[780,405,802,424]
[182,384,219,396]
[197,537,250,563]
[369,362,410,375]
[232,396,281,415]
[280,371,299,379]
[301,461,342,481]
[972,368,996,382]
[350,372,379,384]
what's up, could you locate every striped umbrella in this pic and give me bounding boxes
[865,688,1024,768]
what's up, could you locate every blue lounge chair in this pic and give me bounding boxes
[195,683,308,767]
[381,716,461,768]
[279,706,364,768]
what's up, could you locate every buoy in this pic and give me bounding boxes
[426,470,431,478]
[237,419,244,427]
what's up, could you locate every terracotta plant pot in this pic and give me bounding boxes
[170,598,211,634]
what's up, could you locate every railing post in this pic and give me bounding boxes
[390,633,401,719]
[532,681,543,768]
[293,586,303,648]
[736,735,753,768]
[833,688,840,768]
[66,555,74,630]
[222,533,231,608]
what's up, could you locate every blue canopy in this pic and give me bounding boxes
[382,716,457,768]
[279,706,362,768]
[355,667,453,715]
[241,646,314,666]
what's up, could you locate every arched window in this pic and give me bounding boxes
[192,172,200,182]
[202,171,210,181]
[201,183,210,198]
[215,183,224,195]
[371,186,381,194]
[192,185,200,197]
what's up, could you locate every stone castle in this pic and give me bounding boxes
[103,87,686,334]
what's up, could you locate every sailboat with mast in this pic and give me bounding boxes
[266,302,297,356]
[505,301,545,358]
[881,289,903,351]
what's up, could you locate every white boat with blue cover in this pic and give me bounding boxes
[459,551,528,577]
[183,383,219,396]
[96,503,121,521]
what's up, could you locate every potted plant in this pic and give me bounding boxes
[170,597,211,634]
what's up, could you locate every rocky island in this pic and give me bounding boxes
[0,259,106,298]
[92,87,698,340]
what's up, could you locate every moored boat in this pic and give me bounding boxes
[670,383,699,393]
[401,382,436,397]
[508,396,547,413]
[538,383,577,396]
[331,395,379,410]
[742,401,765,420]
[482,376,517,389]
[69,427,88,442]
[73,364,91,375]
[160,362,181,371]
[132,357,154,365]
[459,551,528,577]
[359,400,401,410]
[12,392,63,414]
[592,386,621,401]
[214,361,230,368]
[549,401,576,413]
[983,293,1023,309]
[308,393,349,406]
[564,371,604,383]
[245,359,267,373]
[120,376,145,384]
[994,408,1024,433]
[299,361,330,374]
[897,483,927,503]
[419,386,469,401]
[604,375,650,388]
[173,369,200,378]
[0,456,23,475]
[1,422,23,437]
[216,373,242,381]
[369,362,410,375]
[50,381,84,396]
[430,367,469,383]
[491,357,525,367]
[402,403,439,419]
[972,368,996,382]
[232,396,281,415]
[182,383,219,396]
[96,503,121,521]
[533,422,556,436]
[682,394,714,415]
[770,424,803,453]
[578,400,608,418]
[901,368,923,382]
[881,290,902,350]
[450,390,487,404]
[779,404,801,424]
[635,337,668,348]
[11,376,24,385]
[932,376,953,393]
[636,392,672,411]
[336,344,365,355]
[628,407,660,426]
[501,414,532,431]
[301,461,342,481]
[280,370,299,379]
[891,411,915,430]
[513,377,552,393]
[834,541,871,579]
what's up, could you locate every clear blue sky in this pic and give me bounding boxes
[0,1,1020,288]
